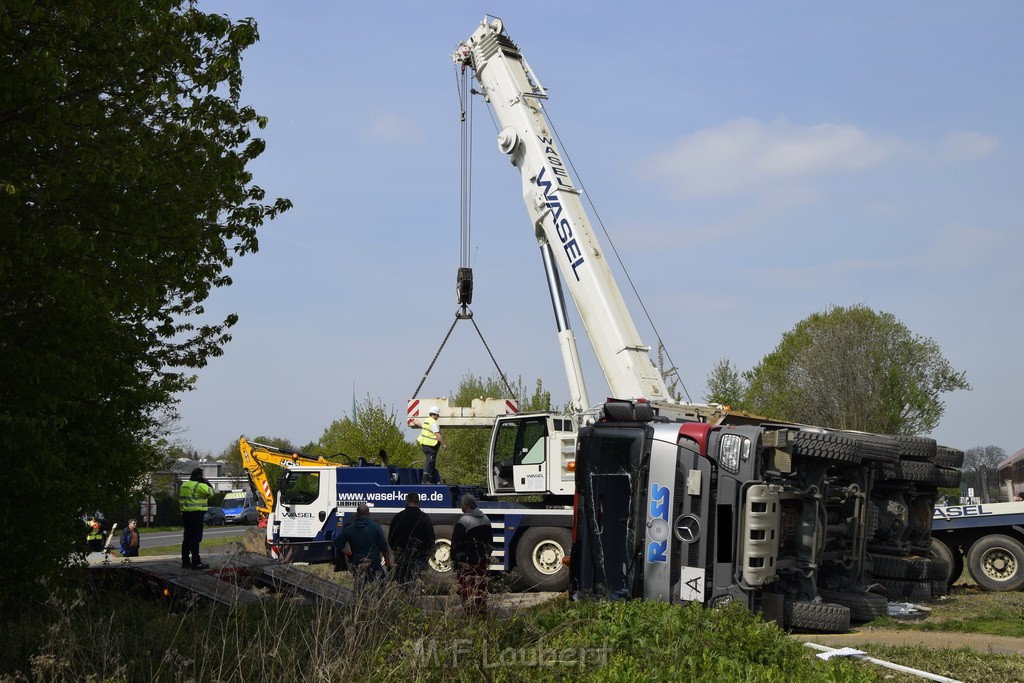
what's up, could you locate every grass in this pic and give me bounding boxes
[10,536,1022,682]
[138,532,246,557]
[865,586,1024,637]
[0,585,902,682]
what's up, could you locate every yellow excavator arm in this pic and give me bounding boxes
[238,437,342,517]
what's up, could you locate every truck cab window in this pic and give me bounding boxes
[281,471,320,505]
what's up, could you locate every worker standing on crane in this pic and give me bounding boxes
[412,405,447,484]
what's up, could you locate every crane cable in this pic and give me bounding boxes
[542,108,695,403]
[409,64,515,400]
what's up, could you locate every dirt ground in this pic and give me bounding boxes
[795,583,1024,656]
[798,627,1024,656]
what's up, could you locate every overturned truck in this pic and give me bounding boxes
[570,399,956,632]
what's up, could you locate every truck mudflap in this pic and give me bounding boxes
[740,483,782,587]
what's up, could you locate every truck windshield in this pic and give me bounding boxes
[280,471,321,505]
[222,495,245,508]
[575,425,646,598]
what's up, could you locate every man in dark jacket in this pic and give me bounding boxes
[388,492,436,587]
[451,494,492,617]
[337,503,392,590]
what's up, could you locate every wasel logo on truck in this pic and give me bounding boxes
[647,483,671,563]
[933,504,994,519]
[535,137,584,282]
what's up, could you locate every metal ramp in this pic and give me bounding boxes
[257,563,354,605]
[170,571,262,607]
[87,552,353,607]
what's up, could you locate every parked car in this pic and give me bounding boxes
[204,506,226,526]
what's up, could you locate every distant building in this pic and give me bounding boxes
[997,448,1024,501]
[164,459,249,495]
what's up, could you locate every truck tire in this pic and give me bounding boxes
[966,534,1024,592]
[891,435,937,462]
[930,537,962,587]
[876,577,931,602]
[869,553,931,580]
[836,431,899,463]
[818,590,886,622]
[793,431,862,464]
[427,525,454,575]
[783,600,851,633]
[935,467,962,489]
[515,527,571,592]
[934,445,965,469]
[878,460,937,483]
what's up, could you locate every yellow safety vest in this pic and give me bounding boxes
[179,479,213,512]
[417,417,439,447]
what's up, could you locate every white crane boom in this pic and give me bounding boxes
[454,17,674,407]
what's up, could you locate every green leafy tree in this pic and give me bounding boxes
[0,1,289,613]
[310,397,418,467]
[442,372,551,485]
[704,358,749,409]
[744,305,970,434]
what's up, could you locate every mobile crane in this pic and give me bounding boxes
[239,436,574,590]
[413,17,729,509]
[449,17,951,632]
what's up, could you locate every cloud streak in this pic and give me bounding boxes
[644,118,891,198]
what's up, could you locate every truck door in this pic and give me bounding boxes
[274,466,338,561]
[491,416,550,494]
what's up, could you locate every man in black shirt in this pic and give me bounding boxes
[451,494,492,617]
[388,492,436,587]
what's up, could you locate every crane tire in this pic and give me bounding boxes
[427,525,455,575]
[515,527,571,592]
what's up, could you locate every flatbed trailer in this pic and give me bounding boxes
[931,501,1024,591]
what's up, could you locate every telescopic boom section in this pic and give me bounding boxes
[453,18,674,406]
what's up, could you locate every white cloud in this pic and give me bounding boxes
[938,131,997,162]
[643,118,891,198]
[364,112,422,144]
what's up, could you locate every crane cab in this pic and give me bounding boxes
[488,412,576,503]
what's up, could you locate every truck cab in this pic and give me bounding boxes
[488,412,577,503]
[570,400,874,633]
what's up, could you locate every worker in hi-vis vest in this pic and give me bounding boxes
[179,467,213,570]
[412,405,447,484]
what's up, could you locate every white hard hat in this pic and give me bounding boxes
[429,405,440,415]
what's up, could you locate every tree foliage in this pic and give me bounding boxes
[962,445,1007,502]
[704,358,749,409]
[442,373,551,485]
[743,305,969,434]
[308,397,419,468]
[0,1,289,614]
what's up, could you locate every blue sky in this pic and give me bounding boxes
[177,2,1023,459]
